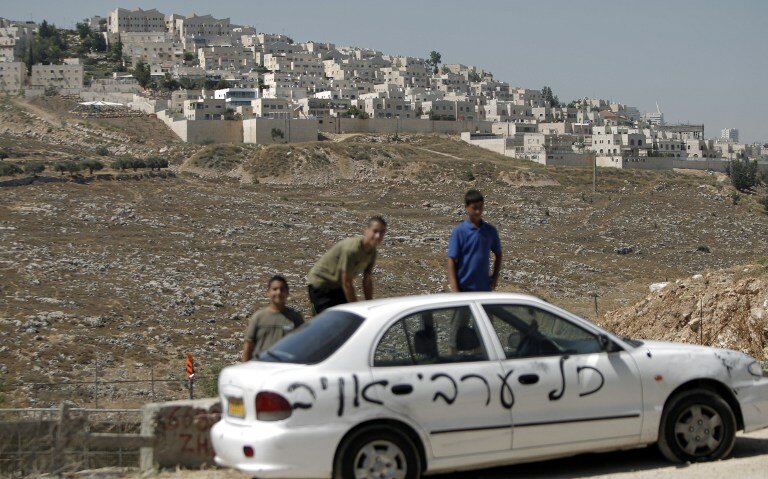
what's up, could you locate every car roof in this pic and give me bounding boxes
[330,292,545,317]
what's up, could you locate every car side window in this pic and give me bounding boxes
[373,306,488,367]
[482,304,602,359]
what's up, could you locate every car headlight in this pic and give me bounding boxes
[747,361,764,378]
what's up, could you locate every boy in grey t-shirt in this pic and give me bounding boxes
[241,275,304,362]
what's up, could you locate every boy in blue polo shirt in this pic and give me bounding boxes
[447,189,502,292]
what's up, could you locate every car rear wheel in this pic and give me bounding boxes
[658,388,736,463]
[334,426,421,479]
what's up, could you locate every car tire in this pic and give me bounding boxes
[334,426,421,479]
[657,388,737,463]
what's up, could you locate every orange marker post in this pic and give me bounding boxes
[186,353,195,399]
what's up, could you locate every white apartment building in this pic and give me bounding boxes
[214,88,259,110]
[198,45,253,70]
[432,73,469,94]
[169,89,202,114]
[420,100,476,121]
[108,8,166,34]
[591,125,649,156]
[29,64,83,90]
[184,96,226,120]
[0,24,34,62]
[121,32,183,65]
[296,97,351,118]
[360,98,414,119]
[0,61,24,93]
[721,128,739,142]
[405,87,445,103]
[251,97,293,119]
[173,14,231,38]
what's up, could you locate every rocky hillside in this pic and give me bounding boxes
[602,264,768,360]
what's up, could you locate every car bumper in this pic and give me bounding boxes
[210,419,344,478]
[739,376,768,433]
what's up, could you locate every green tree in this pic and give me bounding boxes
[91,33,107,52]
[146,157,169,170]
[75,21,91,39]
[111,158,128,171]
[132,61,152,89]
[107,39,123,63]
[183,51,195,62]
[160,73,180,91]
[346,106,369,119]
[53,162,69,176]
[127,158,146,171]
[726,159,760,191]
[23,162,45,176]
[81,159,104,175]
[426,50,442,74]
[542,86,560,108]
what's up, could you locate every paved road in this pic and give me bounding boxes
[125,428,768,479]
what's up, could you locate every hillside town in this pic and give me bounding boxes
[1,7,766,172]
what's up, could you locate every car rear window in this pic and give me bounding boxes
[256,310,364,364]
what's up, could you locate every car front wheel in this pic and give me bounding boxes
[334,426,421,479]
[658,388,737,463]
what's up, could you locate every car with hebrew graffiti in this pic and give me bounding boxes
[210,292,768,479]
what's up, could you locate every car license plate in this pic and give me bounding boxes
[228,397,245,418]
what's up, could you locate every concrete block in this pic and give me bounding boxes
[140,398,221,471]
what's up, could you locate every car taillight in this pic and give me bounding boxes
[255,391,292,421]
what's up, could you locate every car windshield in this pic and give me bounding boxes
[257,310,365,364]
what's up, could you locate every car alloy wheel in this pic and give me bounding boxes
[673,404,724,456]
[353,439,407,479]
[334,426,421,479]
[658,388,736,463]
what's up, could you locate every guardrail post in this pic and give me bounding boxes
[52,402,71,475]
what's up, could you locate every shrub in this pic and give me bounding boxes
[95,146,110,156]
[759,196,768,215]
[0,162,22,176]
[23,162,45,175]
[726,159,760,191]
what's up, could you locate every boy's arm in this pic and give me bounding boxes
[447,257,460,292]
[490,251,502,291]
[362,271,373,300]
[341,270,358,302]
[241,340,255,362]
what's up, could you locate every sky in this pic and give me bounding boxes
[3,0,767,143]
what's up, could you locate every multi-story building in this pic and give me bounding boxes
[0,23,34,62]
[251,97,293,119]
[29,63,83,90]
[296,97,351,118]
[721,128,739,143]
[184,96,226,120]
[360,97,414,119]
[0,61,25,94]
[108,8,166,34]
[198,45,253,70]
[121,32,183,65]
[214,88,259,110]
[173,13,231,38]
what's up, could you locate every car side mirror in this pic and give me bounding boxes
[599,334,621,353]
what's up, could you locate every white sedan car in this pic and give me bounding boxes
[211,293,768,479]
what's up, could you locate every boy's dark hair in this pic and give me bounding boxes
[464,189,484,205]
[367,215,387,228]
[267,275,289,290]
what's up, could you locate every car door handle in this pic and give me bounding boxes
[518,374,539,385]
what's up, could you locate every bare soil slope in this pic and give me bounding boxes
[602,264,768,359]
[1,98,767,408]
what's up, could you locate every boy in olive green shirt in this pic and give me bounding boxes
[307,216,387,314]
[241,275,304,362]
